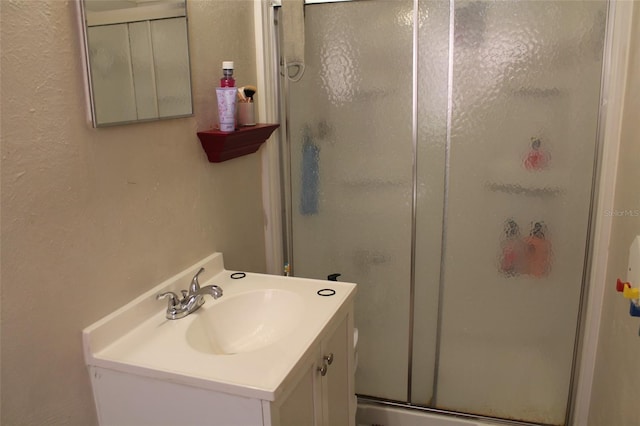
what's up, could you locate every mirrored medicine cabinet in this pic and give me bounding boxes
[78,0,194,127]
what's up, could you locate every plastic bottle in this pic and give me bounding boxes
[216,61,237,132]
[524,222,551,277]
[220,61,235,87]
[500,219,523,276]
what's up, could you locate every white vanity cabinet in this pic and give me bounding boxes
[89,303,355,426]
[266,311,355,426]
[83,253,357,426]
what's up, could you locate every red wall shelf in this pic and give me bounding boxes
[197,124,279,163]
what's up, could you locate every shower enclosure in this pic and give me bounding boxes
[272,1,607,424]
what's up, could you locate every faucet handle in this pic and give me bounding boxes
[156,291,180,308]
[189,267,205,294]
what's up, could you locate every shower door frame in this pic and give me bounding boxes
[254,0,634,424]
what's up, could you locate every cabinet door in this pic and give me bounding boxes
[321,316,352,426]
[276,359,321,426]
[272,310,354,426]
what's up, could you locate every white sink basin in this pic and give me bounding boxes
[83,253,357,401]
[186,289,304,355]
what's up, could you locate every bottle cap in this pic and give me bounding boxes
[222,61,234,70]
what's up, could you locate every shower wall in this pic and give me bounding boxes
[281,1,606,424]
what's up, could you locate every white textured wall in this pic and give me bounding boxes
[0,1,265,424]
[588,3,640,425]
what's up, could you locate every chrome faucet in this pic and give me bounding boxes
[156,267,223,319]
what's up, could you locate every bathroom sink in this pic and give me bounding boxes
[83,252,357,401]
[186,289,304,355]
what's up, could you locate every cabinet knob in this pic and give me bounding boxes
[323,353,334,365]
[317,364,328,376]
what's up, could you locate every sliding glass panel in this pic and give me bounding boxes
[434,1,606,423]
[285,0,415,401]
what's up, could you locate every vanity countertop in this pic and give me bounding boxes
[83,253,356,401]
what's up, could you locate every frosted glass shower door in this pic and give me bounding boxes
[432,1,607,424]
[281,0,607,424]
[284,0,434,402]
